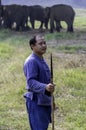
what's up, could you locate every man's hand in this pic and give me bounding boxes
[45,83,55,93]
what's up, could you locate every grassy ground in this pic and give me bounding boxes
[0,9,86,130]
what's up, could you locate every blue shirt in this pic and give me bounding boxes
[23,52,51,106]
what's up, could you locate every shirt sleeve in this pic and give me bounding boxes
[24,59,47,94]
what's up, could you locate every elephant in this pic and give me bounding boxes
[28,5,49,29]
[44,4,75,33]
[0,5,3,17]
[1,4,48,31]
[1,4,30,31]
[0,5,3,27]
[0,0,1,5]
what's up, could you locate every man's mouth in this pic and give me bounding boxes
[42,48,46,51]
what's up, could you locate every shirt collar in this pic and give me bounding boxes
[32,52,44,61]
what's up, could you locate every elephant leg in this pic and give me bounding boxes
[67,24,73,32]
[56,26,60,32]
[56,21,60,32]
[30,19,35,29]
[50,20,54,33]
[21,19,31,31]
[39,21,43,29]
[21,20,26,31]
[21,22,31,31]
[70,25,73,32]
[44,19,48,29]
[45,23,48,29]
[4,18,11,29]
[66,20,73,32]
[14,24,20,31]
[14,22,20,31]
[59,23,62,29]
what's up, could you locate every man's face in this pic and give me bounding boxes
[32,35,47,56]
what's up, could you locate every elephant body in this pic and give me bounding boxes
[44,4,75,33]
[29,5,48,29]
[1,4,30,31]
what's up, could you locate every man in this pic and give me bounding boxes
[23,34,55,130]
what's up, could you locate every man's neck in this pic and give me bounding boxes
[33,52,43,59]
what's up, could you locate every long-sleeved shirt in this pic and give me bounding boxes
[23,52,51,106]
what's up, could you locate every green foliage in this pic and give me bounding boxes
[49,44,86,53]
[0,43,14,58]
[54,67,86,130]
[74,9,86,29]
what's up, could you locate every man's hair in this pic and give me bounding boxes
[29,36,36,47]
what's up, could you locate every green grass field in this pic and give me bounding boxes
[0,9,86,130]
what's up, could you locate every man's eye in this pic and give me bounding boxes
[39,41,46,45]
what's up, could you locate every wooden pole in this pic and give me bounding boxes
[50,53,54,130]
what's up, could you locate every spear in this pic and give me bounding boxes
[50,53,55,130]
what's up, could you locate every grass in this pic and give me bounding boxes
[56,45,86,53]
[0,8,86,130]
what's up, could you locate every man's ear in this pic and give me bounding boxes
[30,44,34,50]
